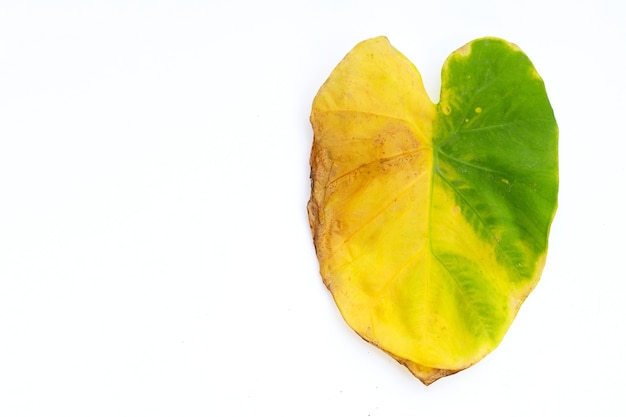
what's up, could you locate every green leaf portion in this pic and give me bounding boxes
[434,38,558,283]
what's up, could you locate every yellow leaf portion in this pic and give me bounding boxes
[309,37,444,382]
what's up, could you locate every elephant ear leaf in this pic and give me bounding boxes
[308,36,558,385]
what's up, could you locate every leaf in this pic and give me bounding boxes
[307,37,558,385]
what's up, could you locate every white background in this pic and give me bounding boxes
[1,1,625,416]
